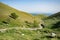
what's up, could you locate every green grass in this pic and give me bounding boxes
[0,28,60,40]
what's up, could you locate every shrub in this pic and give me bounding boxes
[33,38,39,40]
[25,21,33,27]
[9,13,18,19]
[2,21,9,24]
[25,21,28,23]
[33,20,39,27]
[2,18,11,24]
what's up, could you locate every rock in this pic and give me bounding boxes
[22,34,24,36]
[39,24,43,29]
[51,32,56,37]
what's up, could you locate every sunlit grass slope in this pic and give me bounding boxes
[0,2,35,28]
[44,12,60,29]
[0,2,34,22]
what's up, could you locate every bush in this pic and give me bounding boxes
[25,21,28,23]
[33,20,39,27]
[33,38,39,40]
[25,21,33,27]
[2,21,9,24]
[9,13,18,19]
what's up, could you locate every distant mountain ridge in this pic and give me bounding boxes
[31,13,52,16]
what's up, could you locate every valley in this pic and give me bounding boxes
[0,2,60,40]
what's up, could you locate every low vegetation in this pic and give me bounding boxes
[9,13,18,19]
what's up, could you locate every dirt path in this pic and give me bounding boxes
[0,27,42,32]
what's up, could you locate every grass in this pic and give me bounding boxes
[0,28,60,40]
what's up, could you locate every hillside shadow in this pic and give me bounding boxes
[51,21,60,29]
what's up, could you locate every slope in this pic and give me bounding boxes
[48,12,60,19]
[0,2,35,28]
[44,12,60,29]
[0,2,34,22]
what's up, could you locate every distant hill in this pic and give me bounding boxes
[31,14,38,16]
[31,13,52,16]
[48,12,60,19]
[44,12,60,29]
[31,13,48,20]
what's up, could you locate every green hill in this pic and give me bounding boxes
[48,12,60,30]
[44,12,60,29]
[48,12,60,19]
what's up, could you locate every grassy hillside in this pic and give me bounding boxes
[0,2,34,22]
[44,12,60,29]
[0,2,35,28]
[0,2,44,28]
[48,12,60,19]
[34,12,60,32]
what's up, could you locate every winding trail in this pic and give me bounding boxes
[0,27,42,32]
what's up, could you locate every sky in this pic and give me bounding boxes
[0,0,60,14]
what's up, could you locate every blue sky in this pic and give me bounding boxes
[0,0,60,14]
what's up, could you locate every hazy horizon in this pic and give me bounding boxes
[0,0,60,14]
